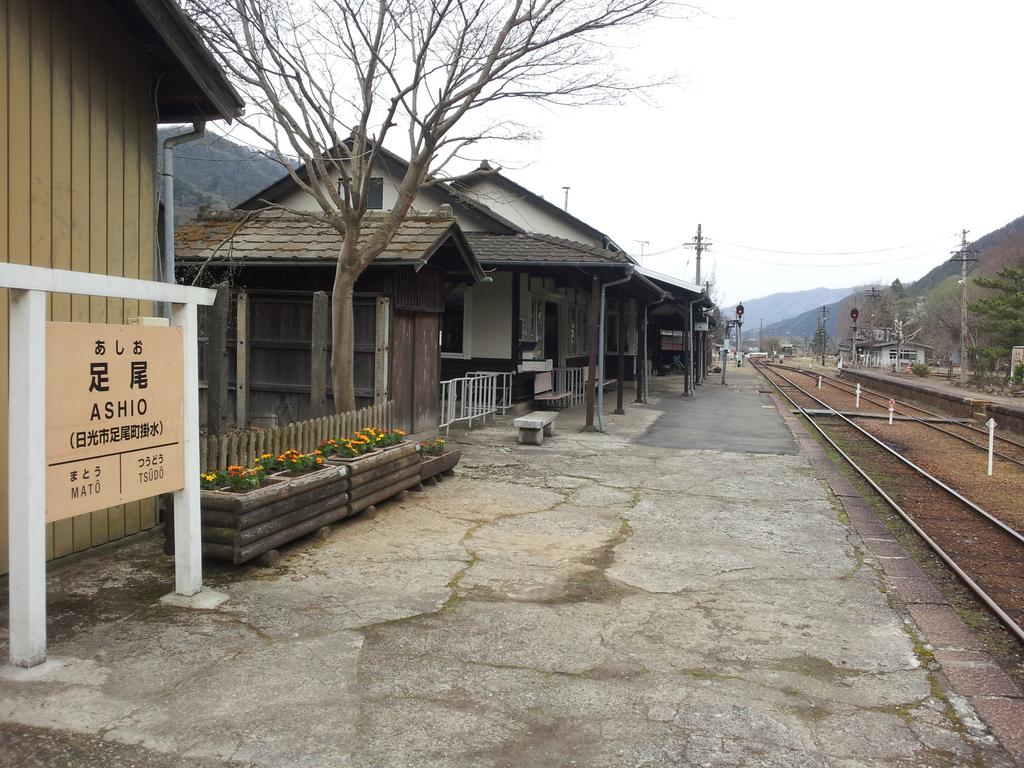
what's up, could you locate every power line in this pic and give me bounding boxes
[681,247,954,269]
[711,236,952,256]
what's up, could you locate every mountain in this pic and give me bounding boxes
[763,303,838,340]
[909,214,1024,298]
[158,129,289,222]
[735,286,854,330]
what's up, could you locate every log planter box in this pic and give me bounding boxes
[173,441,422,566]
[198,464,351,565]
[420,449,461,481]
[335,441,422,515]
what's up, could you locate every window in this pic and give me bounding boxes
[442,293,465,356]
[337,176,384,209]
[520,297,545,360]
[367,177,383,209]
[605,311,619,353]
[568,304,588,356]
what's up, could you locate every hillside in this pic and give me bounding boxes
[758,214,1024,352]
[158,129,288,222]
[907,215,1024,298]
[734,286,854,329]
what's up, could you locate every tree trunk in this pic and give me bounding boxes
[331,259,359,414]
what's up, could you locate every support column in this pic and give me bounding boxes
[614,296,625,415]
[171,302,203,597]
[235,291,249,428]
[584,275,599,429]
[8,289,47,667]
[635,302,646,404]
[205,284,229,434]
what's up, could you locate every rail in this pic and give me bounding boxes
[440,372,502,433]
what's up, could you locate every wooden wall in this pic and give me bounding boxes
[0,0,159,575]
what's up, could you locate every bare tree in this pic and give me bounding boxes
[183,0,678,411]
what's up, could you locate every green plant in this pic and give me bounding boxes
[200,470,225,490]
[225,465,265,492]
[911,363,930,377]
[1012,362,1024,385]
[275,449,324,475]
[418,437,448,456]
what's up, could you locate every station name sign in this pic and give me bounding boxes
[45,323,185,522]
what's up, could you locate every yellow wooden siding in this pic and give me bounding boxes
[0,0,161,575]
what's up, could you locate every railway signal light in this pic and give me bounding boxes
[736,303,744,318]
[850,307,859,322]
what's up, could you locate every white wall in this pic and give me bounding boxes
[468,271,513,358]
[462,179,604,245]
[272,163,484,232]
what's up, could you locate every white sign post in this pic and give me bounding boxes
[855,383,861,408]
[888,399,895,425]
[986,418,997,476]
[3,263,216,668]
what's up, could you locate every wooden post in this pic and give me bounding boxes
[614,296,626,415]
[311,291,329,418]
[206,284,229,435]
[584,274,599,429]
[374,296,390,404]
[235,290,249,428]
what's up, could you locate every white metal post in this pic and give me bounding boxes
[817,376,822,389]
[8,289,48,667]
[986,418,996,476]
[888,399,895,425]
[171,302,203,596]
[855,383,861,408]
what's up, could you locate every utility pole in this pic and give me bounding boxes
[760,318,763,354]
[685,224,711,285]
[950,229,980,384]
[820,305,828,366]
[561,186,570,212]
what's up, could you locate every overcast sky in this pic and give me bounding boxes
[465,1,1024,306]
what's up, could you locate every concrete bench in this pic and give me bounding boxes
[514,411,558,445]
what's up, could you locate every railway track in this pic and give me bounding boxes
[765,362,1024,468]
[753,360,1024,645]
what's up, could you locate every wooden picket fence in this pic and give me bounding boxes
[200,401,394,472]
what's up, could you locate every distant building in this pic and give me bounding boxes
[860,341,932,369]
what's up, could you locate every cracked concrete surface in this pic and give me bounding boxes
[0,368,1016,766]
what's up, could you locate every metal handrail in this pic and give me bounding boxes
[440,372,502,433]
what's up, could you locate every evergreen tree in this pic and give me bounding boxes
[969,267,1024,369]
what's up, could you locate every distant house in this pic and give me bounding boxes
[861,340,932,369]
[0,0,242,574]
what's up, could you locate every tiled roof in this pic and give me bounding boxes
[175,208,463,266]
[463,232,633,265]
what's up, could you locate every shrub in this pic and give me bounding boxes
[1013,362,1024,385]
[911,363,930,377]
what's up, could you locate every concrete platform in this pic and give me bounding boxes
[0,368,1017,767]
[637,365,798,454]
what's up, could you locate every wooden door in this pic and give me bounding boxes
[390,310,440,434]
[391,310,414,432]
[413,313,440,433]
